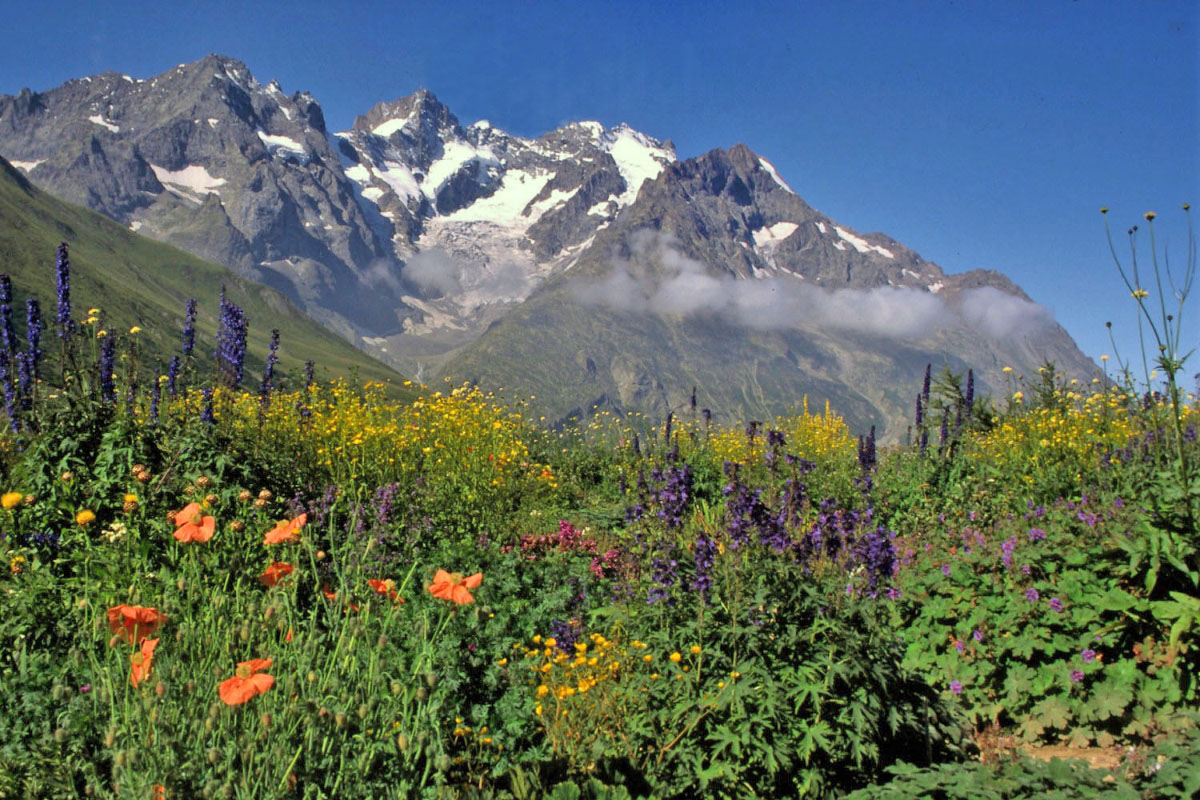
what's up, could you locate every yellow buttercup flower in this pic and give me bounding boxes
[669,651,682,663]
[76,509,97,526]
[129,326,142,335]
[1,492,22,510]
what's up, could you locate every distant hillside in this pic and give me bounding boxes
[0,155,409,392]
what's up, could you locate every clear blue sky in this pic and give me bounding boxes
[2,0,1197,384]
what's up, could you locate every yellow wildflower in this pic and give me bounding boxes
[1,492,23,510]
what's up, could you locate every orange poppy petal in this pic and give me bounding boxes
[432,569,453,585]
[238,657,273,672]
[463,572,483,590]
[428,581,454,601]
[218,676,251,705]
[450,585,474,604]
[174,503,201,526]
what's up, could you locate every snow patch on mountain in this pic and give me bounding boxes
[372,112,416,138]
[758,157,794,194]
[149,164,227,195]
[424,140,500,202]
[8,159,44,172]
[605,125,672,204]
[257,131,307,161]
[87,115,119,133]
[834,226,894,259]
[441,170,552,227]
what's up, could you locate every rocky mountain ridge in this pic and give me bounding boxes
[0,54,1097,435]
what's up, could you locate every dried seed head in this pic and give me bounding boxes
[258,489,272,501]
[131,464,145,475]
[229,520,245,532]
[135,470,151,483]
[237,489,252,502]
[253,498,267,509]
[60,471,73,483]
[196,476,212,488]
[204,494,219,506]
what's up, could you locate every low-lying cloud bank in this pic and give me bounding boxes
[403,247,533,301]
[570,232,1054,342]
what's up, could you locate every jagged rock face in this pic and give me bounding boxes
[0,55,1098,436]
[0,55,397,336]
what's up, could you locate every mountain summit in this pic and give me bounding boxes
[0,55,1095,435]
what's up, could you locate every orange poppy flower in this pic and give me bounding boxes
[106,605,164,645]
[218,658,274,705]
[263,513,306,545]
[427,570,482,604]
[367,578,404,603]
[152,785,165,800]
[130,637,159,688]
[259,562,294,587]
[172,502,215,543]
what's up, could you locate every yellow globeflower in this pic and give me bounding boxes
[690,645,702,655]
[669,651,682,663]
[1,491,22,510]
[76,509,97,526]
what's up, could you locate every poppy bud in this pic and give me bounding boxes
[334,712,347,729]
[148,708,158,724]
[196,476,211,488]
[207,748,220,765]
[113,750,126,768]
[377,635,388,648]
[424,672,437,688]
[185,680,195,695]
[416,688,427,702]
[204,718,215,732]
[105,728,116,748]
[390,681,402,695]
[396,733,409,752]
[319,707,329,718]
[435,754,451,772]
[155,682,165,697]
[51,684,64,701]
[261,713,272,729]
[175,628,184,642]
[177,578,187,591]
[357,703,369,719]
[307,671,317,683]
[239,624,250,641]
[54,727,67,742]
[264,606,275,620]
[230,520,244,532]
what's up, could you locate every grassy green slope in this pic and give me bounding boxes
[0,158,411,395]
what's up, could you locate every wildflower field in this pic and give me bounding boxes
[2,237,1200,799]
